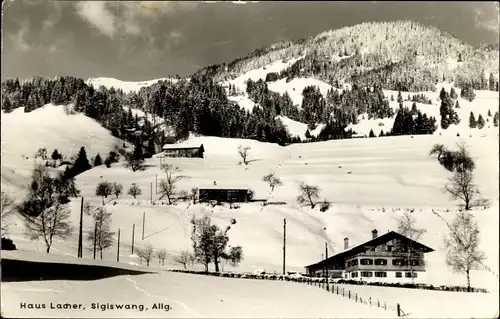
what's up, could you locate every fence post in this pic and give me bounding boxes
[331,284,334,294]
[377,299,380,308]
[355,293,358,302]
[336,286,339,295]
[384,301,387,310]
[342,288,345,297]
[369,297,372,306]
[348,290,351,299]
[397,303,401,317]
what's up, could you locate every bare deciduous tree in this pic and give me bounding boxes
[159,164,183,205]
[112,182,123,198]
[22,202,73,253]
[96,181,113,204]
[128,183,142,199]
[297,182,320,208]
[397,210,426,283]
[262,173,283,192]
[175,250,196,270]
[444,211,486,292]
[444,169,487,210]
[157,249,167,266]
[237,145,251,165]
[137,244,154,267]
[429,144,447,161]
[87,206,115,259]
[1,191,14,235]
[35,148,47,160]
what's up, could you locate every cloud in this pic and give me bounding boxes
[73,1,199,39]
[8,22,32,52]
[75,2,117,38]
[474,5,499,34]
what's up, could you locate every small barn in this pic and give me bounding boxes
[162,143,204,158]
[198,185,250,203]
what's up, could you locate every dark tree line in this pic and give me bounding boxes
[390,103,437,136]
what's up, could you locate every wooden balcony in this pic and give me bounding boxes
[355,251,424,258]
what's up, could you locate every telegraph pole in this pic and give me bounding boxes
[132,223,135,254]
[325,242,329,291]
[282,218,286,275]
[77,197,84,258]
[142,212,145,240]
[117,229,120,262]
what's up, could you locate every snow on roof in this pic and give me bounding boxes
[198,184,250,190]
[162,142,203,150]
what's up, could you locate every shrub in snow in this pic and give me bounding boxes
[319,201,331,212]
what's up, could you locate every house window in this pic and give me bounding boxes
[345,273,349,278]
[361,271,373,277]
[351,259,358,266]
[346,260,351,267]
[392,259,404,266]
[375,259,387,266]
[387,245,393,252]
[375,272,387,278]
[351,272,358,278]
[395,272,402,278]
[410,260,420,266]
[360,258,373,265]
[405,272,418,278]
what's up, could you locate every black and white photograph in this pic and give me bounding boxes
[1,1,499,318]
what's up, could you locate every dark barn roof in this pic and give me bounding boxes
[305,231,434,269]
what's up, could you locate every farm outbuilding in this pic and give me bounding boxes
[198,185,250,203]
[162,143,204,158]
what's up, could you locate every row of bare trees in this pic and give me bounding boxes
[428,141,489,292]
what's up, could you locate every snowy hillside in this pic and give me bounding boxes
[3,125,498,287]
[0,104,124,198]
[86,77,178,94]
[224,58,499,140]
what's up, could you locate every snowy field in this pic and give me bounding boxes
[86,77,177,94]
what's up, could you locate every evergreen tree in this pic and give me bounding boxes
[439,87,448,101]
[379,130,384,137]
[488,109,492,117]
[477,114,485,129]
[411,102,418,115]
[369,129,375,138]
[51,149,61,161]
[450,87,458,99]
[493,112,499,127]
[397,91,403,104]
[469,112,477,129]
[455,100,460,108]
[71,147,91,176]
[460,84,476,102]
[94,153,103,166]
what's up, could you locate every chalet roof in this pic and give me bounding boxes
[305,231,434,269]
[198,184,250,191]
[162,142,203,150]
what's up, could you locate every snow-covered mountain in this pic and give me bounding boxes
[86,77,179,94]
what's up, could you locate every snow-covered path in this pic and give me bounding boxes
[1,271,392,318]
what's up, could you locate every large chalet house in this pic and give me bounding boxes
[305,229,434,284]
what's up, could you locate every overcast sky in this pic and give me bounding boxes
[2,1,499,81]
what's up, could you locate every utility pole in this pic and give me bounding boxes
[132,223,135,254]
[150,182,153,204]
[155,174,158,194]
[142,212,145,240]
[93,220,97,259]
[77,197,84,258]
[325,242,329,291]
[117,229,120,262]
[282,218,286,275]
